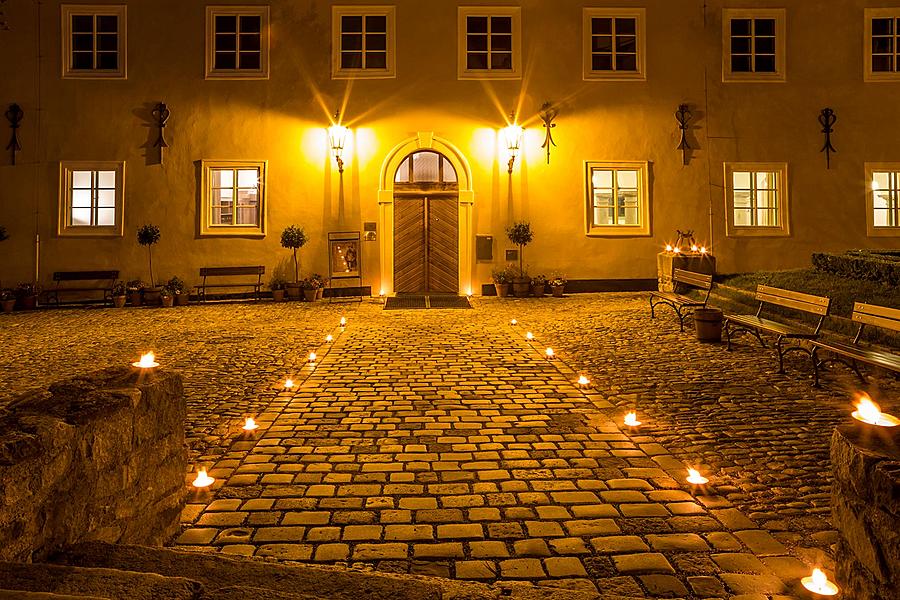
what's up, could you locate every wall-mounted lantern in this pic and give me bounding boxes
[502,113,523,174]
[539,102,558,165]
[328,111,348,174]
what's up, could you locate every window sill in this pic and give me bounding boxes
[723,72,786,83]
[58,227,123,238]
[584,71,646,82]
[333,69,396,80]
[205,71,270,81]
[458,70,521,81]
[199,228,266,238]
[62,71,127,80]
[725,227,790,237]
[867,227,900,237]
[586,226,650,238]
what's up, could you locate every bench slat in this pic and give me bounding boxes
[853,302,900,333]
[726,314,817,337]
[53,271,119,282]
[813,339,900,372]
[200,266,264,277]
[756,285,830,315]
[650,291,705,306]
[672,269,712,290]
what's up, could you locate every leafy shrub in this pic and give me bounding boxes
[812,251,900,287]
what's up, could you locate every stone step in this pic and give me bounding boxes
[52,543,632,600]
[0,561,201,600]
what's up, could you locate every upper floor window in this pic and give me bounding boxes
[206,6,269,79]
[333,6,396,79]
[583,8,646,81]
[725,163,790,236]
[865,9,900,81]
[867,164,900,236]
[722,9,785,82]
[58,161,125,237]
[458,7,521,79]
[61,5,127,79]
[584,161,650,237]
[200,160,267,236]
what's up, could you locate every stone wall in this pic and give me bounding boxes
[831,423,900,600]
[0,367,186,562]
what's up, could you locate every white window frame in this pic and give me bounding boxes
[200,160,267,237]
[205,6,270,80]
[584,161,651,237]
[724,162,790,237]
[58,161,125,237]
[722,8,786,83]
[61,4,127,79]
[332,6,396,79]
[866,163,900,237]
[582,8,646,81]
[864,9,900,82]
[458,6,522,80]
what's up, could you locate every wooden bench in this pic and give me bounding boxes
[724,285,831,374]
[649,268,713,331]
[47,270,119,305]
[810,303,900,387]
[197,266,264,302]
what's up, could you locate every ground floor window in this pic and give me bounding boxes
[584,161,650,236]
[200,160,266,237]
[724,162,790,237]
[58,161,124,236]
[867,164,900,236]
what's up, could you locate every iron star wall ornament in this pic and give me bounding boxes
[675,104,692,166]
[5,103,23,166]
[539,102,558,165]
[818,108,837,169]
[152,102,171,164]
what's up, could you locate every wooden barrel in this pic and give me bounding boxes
[694,307,723,342]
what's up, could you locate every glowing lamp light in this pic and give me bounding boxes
[510,319,518,326]
[686,468,709,485]
[801,568,839,597]
[691,244,698,252]
[665,244,673,252]
[284,378,295,390]
[308,352,317,363]
[851,394,899,427]
[340,316,347,327]
[192,468,215,489]
[328,119,348,174]
[545,347,555,359]
[673,247,681,254]
[132,352,159,369]
[502,120,523,174]
[525,331,534,341]
[325,334,333,343]
[700,246,708,254]
[242,417,258,431]
[624,411,642,427]
[577,375,590,387]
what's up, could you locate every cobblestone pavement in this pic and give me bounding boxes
[4,294,897,598]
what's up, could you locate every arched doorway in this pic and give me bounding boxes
[378,133,474,296]
[392,151,459,293]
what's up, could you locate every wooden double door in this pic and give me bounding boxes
[394,194,459,294]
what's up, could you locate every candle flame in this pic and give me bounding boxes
[665,244,673,252]
[340,317,347,327]
[852,393,899,426]
[192,468,215,488]
[325,334,333,342]
[308,352,317,362]
[284,378,295,389]
[577,375,590,386]
[525,331,534,340]
[132,352,159,369]
[545,347,555,358]
[801,568,839,596]
[700,246,708,254]
[510,319,518,326]
[243,417,258,431]
[673,247,681,254]
[624,411,641,427]
[691,245,698,252]
[686,468,708,485]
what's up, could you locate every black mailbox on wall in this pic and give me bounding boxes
[476,235,493,261]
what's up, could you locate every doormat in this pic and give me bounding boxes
[384,296,472,310]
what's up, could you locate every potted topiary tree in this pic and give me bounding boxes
[137,224,162,304]
[111,281,127,308]
[506,222,534,297]
[281,225,308,299]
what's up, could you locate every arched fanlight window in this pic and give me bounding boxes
[395,151,458,184]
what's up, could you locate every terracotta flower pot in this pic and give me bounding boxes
[1,299,15,313]
[161,295,174,308]
[531,284,546,298]
[551,285,565,297]
[175,293,190,306]
[128,291,142,307]
[272,289,285,302]
[512,279,531,297]
[303,288,317,302]
[493,283,510,297]
[285,283,302,299]
[17,295,37,310]
[112,295,127,308]
[316,287,325,300]
[143,287,162,305]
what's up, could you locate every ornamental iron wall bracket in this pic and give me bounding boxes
[675,104,692,166]
[539,101,558,165]
[818,108,837,169]
[151,102,171,165]
[5,103,23,166]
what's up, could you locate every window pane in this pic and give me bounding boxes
[592,35,613,53]
[873,18,893,36]
[342,15,363,33]
[366,15,387,32]
[592,54,613,71]
[733,171,752,190]
[732,55,752,72]
[733,191,752,208]
[467,35,488,52]
[755,55,776,72]
[592,18,612,35]
[617,170,638,189]
[756,171,776,189]
[366,33,387,51]
[72,171,93,188]
[215,15,237,33]
[872,37,894,54]
[71,208,92,226]
[96,208,116,226]
[442,157,458,183]
[731,19,751,36]
[342,53,363,69]
[394,158,410,183]
[874,209,890,227]
[239,15,261,33]
[872,55,893,72]
[72,53,94,70]
[467,53,488,70]
[467,16,488,34]
[97,189,116,207]
[365,52,386,69]
[97,53,118,70]
[342,33,363,51]
[616,18,636,35]
[755,36,776,55]
[616,54,637,71]
[592,169,613,189]
[239,52,261,70]
[215,32,237,51]
[237,189,258,205]
[491,34,512,52]
[97,33,118,52]
[240,32,261,51]
[72,15,93,33]
[733,208,752,226]
[237,207,258,226]
[72,33,94,52]
[491,16,512,34]
[756,189,777,210]
[491,52,512,70]
[731,37,752,55]
[757,208,778,227]
[213,169,234,187]
[238,169,259,188]
[873,171,891,190]
[615,36,636,53]
[755,19,775,36]
[412,152,440,182]
[97,15,117,33]
[71,189,92,208]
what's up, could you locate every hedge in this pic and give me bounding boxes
[812,251,900,286]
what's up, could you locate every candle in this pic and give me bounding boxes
[192,468,214,488]
[545,348,555,359]
[686,468,708,485]
[284,378,295,390]
[577,375,590,387]
[800,568,839,596]
[700,246,708,254]
[308,352,317,363]
[242,417,258,431]
[525,331,534,341]
[325,334,333,342]
[624,411,641,427]
[665,244,673,252]
[691,244,698,252]
[673,247,681,254]
[131,351,159,369]
[851,394,899,427]
[510,319,518,326]
[340,317,347,327]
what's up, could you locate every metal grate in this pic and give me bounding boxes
[383,296,472,310]
[428,295,472,309]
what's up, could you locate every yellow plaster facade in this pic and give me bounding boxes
[0,0,898,294]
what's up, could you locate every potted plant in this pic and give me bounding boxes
[15,282,39,310]
[506,222,534,297]
[311,273,328,300]
[491,266,511,297]
[111,281,127,308]
[531,274,547,298]
[300,277,317,302]
[549,273,567,297]
[270,276,286,302]
[137,224,162,304]
[1,289,14,313]
[167,276,190,306]
[281,225,308,299]
[126,279,144,306]
[159,285,174,308]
